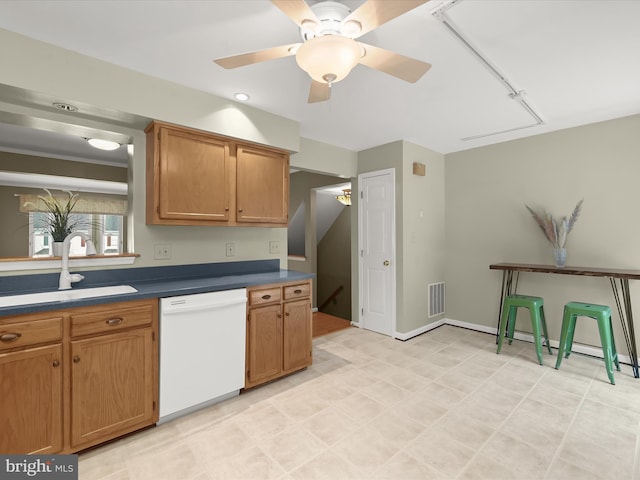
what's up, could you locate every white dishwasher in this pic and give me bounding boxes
[159,288,247,423]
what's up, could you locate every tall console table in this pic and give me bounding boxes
[490,263,640,378]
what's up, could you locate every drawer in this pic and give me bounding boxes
[248,287,281,306]
[0,317,63,351]
[71,304,153,337]
[284,283,310,300]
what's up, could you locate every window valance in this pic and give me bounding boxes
[18,193,128,216]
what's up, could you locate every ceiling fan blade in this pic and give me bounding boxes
[308,80,331,103]
[271,0,318,27]
[345,0,430,38]
[358,42,431,83]
[214,43,300,69]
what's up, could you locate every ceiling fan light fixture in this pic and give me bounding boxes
[86,138,120,151]
[296,35,362,84]
[336,188,351,206]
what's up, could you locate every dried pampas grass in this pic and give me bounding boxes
[525,200,583,249]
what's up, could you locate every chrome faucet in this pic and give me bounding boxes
[59,232,97,290]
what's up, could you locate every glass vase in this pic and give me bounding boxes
[553,248,567,268]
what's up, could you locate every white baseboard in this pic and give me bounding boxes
[394,319,446,340]
[393,317,631,365]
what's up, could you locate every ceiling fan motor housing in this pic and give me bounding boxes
[300,1,353,40]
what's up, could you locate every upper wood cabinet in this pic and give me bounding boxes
[146,121,289,227]
[236,146,289,225]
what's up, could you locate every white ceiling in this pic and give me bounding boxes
[0,0,639,156]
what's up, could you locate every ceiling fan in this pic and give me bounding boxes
[214,0,432,103]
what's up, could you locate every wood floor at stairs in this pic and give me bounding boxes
[313,312,351,338]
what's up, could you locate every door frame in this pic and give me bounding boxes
[357,168,397,338]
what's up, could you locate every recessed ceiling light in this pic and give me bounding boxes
[87,138,120,151]
[234,92,250,101]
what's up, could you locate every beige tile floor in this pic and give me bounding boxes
[79,325,640,479]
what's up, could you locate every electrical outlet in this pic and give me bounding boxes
[154,244,171,259]
[226,242,235,257]
[269,241,280,254]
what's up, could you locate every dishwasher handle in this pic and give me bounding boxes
[161,297,247,315]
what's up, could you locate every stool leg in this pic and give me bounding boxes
[596,315,616,385]
[565,314,578,359]
[610,317,620,371]
[555,307,572,369]
[496,301,511,354]
[507,306,517,345]
[530,307,544,365]
[539,305,553,355]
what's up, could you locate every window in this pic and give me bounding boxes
[29,212,124,257]
[21,191,128,258]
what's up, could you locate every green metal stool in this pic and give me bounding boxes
[497,294,552,365]
[555,302,620,385]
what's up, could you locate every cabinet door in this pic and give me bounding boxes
[158,127,231,222]
[283,298,312,373]
[246,304,283,387]
[0,344,62,454]
[236,146,289,225]
[70,329,155,449]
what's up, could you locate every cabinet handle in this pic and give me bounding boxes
[238,208,243,213]
[0,332,21,343]
[225,207,229,211]
[73,356,80,363]
[105,317,123,326]
[277,313,282,318]
[285,312,290,316]
[52,360,60,367]
[294,289,302,294]
[261,294,271,300]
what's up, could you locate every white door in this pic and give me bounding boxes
[359,169,395,337]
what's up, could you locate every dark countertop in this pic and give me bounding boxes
[0,260,314,317]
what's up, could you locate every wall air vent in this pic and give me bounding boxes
[428,282,445,318]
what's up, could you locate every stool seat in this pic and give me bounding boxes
[497,294,552,365]
[555,301,619,385]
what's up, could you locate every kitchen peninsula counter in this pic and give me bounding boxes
[0,260,313,317]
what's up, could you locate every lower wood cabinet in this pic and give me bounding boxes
[245,280,312,389]
[70,328,156,449]
[0,298,158,454]
[0,343,63,454]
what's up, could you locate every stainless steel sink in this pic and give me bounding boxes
[0,285,138,308]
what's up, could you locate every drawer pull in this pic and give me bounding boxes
[0,332,21,343]
[261,294,271,300]
[73,356,80,363]
[106,318,123,326]
[52,360,60,368]
[294,289,302,294]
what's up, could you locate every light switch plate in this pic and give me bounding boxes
[226,243,235,257]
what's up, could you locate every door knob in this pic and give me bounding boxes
[383,260,390,266]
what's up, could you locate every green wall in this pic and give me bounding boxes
[445,114,640,347]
